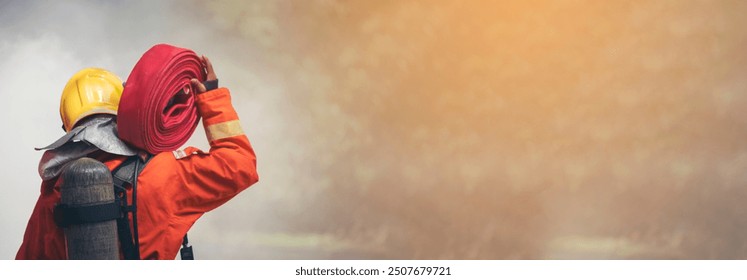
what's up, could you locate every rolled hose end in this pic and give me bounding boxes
[118,44,206,154]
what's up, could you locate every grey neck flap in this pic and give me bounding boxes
[37,116,138,180]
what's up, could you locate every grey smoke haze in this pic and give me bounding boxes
[2,0,747,259]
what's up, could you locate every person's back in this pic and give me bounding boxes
[17,57,259,259]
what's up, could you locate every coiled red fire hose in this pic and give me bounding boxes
[118,44,206,154]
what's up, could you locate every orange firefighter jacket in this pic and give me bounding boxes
[16,88,259,259]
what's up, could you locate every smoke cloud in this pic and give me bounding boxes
[2,0,747,259]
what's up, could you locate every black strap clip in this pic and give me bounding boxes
[180,234,194,260]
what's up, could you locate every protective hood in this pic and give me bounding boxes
[37,116,137,180]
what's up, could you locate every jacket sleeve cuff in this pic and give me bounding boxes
[203,79,219,92]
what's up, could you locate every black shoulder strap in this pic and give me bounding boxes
[111,155,150,260]
[111,154,194,260]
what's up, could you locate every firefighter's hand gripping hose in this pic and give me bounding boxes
[117,44,206,154]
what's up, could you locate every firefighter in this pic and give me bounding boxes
[16,56,259,259]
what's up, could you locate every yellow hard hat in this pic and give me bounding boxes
[60,68,124,131]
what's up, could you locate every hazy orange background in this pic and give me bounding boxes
[2,0,747,259]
